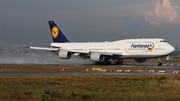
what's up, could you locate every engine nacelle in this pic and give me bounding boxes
[90,53,105,62]
[134,58,147,63]
[58,50,72,59]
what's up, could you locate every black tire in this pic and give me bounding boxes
[96,59,111,65]
[157,62,162,66]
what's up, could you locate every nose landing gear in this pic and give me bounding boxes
[157,58,162,66]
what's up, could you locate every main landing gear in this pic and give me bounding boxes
[115,59,123,65]
[96,59,123,65]
[96,58,111,65]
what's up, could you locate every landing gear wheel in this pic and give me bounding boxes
[103,59,111,65]
[116,59,123,65]
[157,62,162,66]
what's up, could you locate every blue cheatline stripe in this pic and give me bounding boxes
[48,21,70,43]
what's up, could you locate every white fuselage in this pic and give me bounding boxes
[50,38,175,59]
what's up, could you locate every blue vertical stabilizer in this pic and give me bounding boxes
[48,21,70,43]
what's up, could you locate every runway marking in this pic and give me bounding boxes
[0,70,178,76]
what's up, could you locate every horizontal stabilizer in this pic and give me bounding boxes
[30,42,50,47]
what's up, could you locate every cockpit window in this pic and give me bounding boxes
[160,40,166,42]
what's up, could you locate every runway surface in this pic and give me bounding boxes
[0,62,180,76]
[0,65,179,76]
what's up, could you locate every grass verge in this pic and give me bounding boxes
[0,75,180,101]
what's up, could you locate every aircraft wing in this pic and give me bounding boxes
[90,51,122,56]
[15,45,59,51]
[69,49,122,56]
[29,46,59,51]
[68,49,90,53]
[16,45,123,56]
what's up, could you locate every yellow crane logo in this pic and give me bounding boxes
[52,26,59,38]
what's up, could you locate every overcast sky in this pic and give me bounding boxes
[1,0,180,49]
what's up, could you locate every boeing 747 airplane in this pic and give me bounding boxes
[19,21,175,66]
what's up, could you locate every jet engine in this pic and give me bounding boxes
[134,58,147,63]
[58,50,72,59]
[90,53,105,62]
